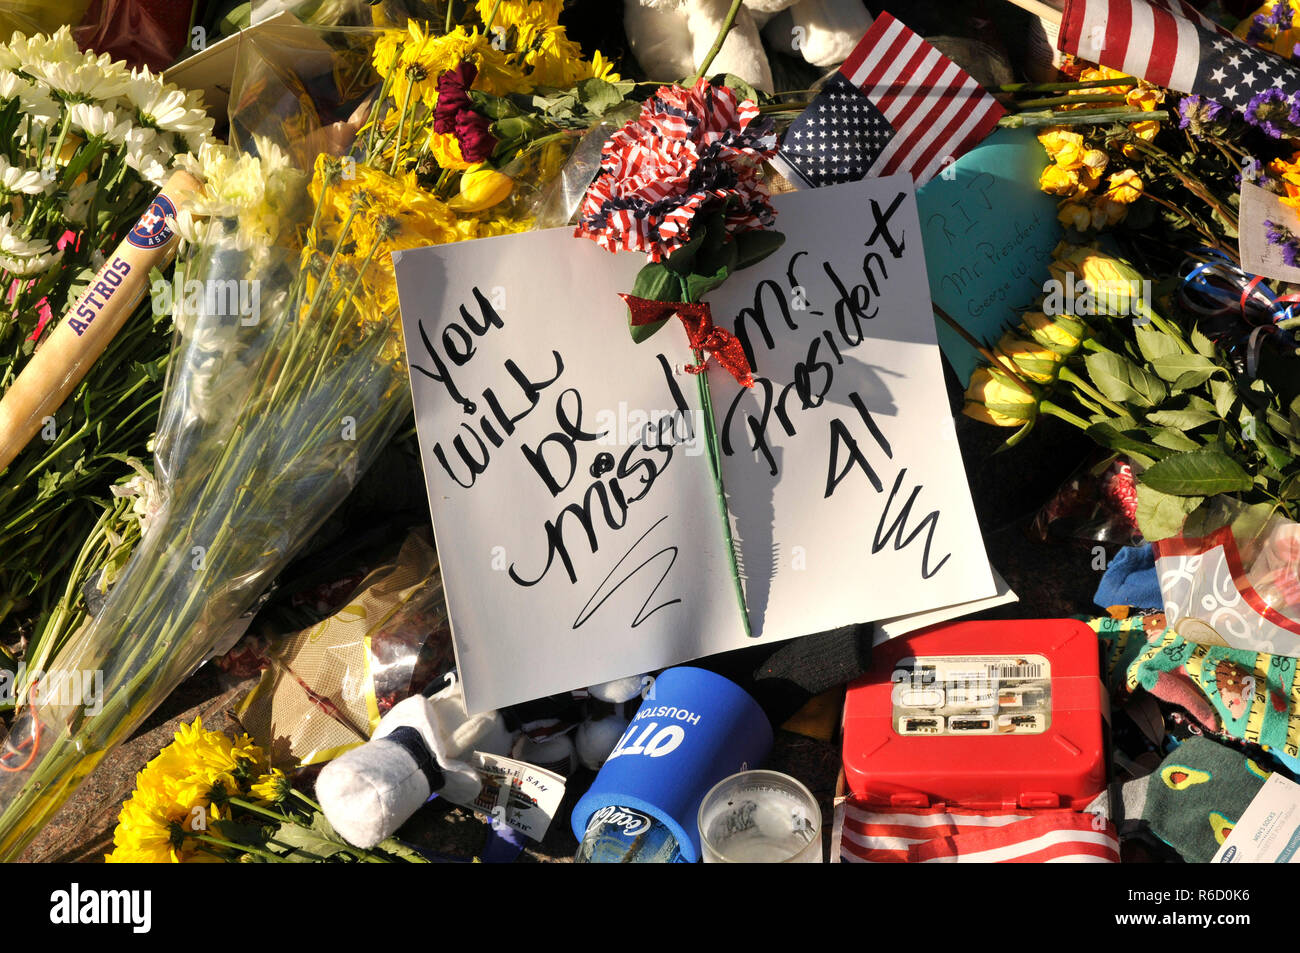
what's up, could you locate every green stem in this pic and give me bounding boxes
[998,108,1168,128]
[690,0,744,85]
[483,0,503,32]
[1040,400,1091,431]
[1012,93,1131,109]
[997,76,1140,94]
[693,359,750,637]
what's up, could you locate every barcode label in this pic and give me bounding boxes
[995,664,1043,679]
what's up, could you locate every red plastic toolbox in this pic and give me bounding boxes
[843,619,1108,811]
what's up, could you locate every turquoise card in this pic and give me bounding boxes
[916,126,1062,383]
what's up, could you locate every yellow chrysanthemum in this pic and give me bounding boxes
[106,717,266,864]
[251,768,292,805]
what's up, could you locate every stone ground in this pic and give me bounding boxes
[22,404,1109,863]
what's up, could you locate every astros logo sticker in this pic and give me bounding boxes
[128,194,176,249]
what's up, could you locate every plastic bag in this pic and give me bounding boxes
[237,529,455,766]
[1155,500,1300,657]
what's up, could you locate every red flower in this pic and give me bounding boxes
[434,61,498,164]
[434,62,477,134]
[574,78,778,263]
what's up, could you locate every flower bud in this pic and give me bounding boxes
[963,366,1038,427]
[1050,243,1157,322]
[449,163,514,212]
[996,332,1065,383]
[1022,310,1087,355]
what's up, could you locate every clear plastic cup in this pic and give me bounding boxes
[697,770,822,863]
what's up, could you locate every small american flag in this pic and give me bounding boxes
[775,12,1005,189]
[1058,0,1300,109]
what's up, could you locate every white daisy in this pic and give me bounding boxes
[124,66,214,144]
[32,54,131,102]
[67,102,133,145]
[0,213,51,259]
[0,248,62,276]
[0,154,49,195]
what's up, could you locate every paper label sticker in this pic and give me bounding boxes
[442,752,566,842]
[891,654,1052,737]
[1212,772,1300,863]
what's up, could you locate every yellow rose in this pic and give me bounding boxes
[1107,168,1143,204]
[1022,310,1087,355]
[449,163,514,212]
[1095,195,1128,225]
[996,332,1065,383]
[1055,140,1087,171]
[1051,243,1157,321]
[1082,149,1109,173]
[1126,84,1164,111]
[1040,163,1081,196]
[1129,120,1160,141]
[1038,128,1084,160]
[1057,200,1092,231]
[963,367,1038,427]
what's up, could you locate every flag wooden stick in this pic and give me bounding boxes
[0,170,201,474]
[1003,0,1064,26]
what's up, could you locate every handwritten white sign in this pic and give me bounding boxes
[395,175,996,712]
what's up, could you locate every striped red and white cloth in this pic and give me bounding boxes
[1055,0,1300,111]
[777,13,1004,188]
[839,802,1121,863]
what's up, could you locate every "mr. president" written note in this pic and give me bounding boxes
[394,175,995,713]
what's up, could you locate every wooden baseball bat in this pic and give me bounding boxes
[0,169,202,474]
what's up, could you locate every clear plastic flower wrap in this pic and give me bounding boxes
[0,24,409,858]
[0,5,627,857]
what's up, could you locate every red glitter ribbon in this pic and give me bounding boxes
[619,294,754,388]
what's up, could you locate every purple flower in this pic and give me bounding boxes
[1247,0,1294,49]
[1243,87,1300,139]
[1265,218,1300,267]
[1177,94,1225,137]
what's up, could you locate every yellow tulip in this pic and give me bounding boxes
[963,367,1038,427]
[449,164,514,212]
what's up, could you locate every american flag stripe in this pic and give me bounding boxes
[1057,0,1228,97]
[856,17,999,180]
[840,802,1120,863]
[777,12,1003,188]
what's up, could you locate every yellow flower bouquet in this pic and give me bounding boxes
[0,5,625,859]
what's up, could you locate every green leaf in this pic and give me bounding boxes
[271,814,351,862]
[734,230,785,271]
[1135,484,1203,542]
[1085,351,1153,407]
[627,261,679,344]
[1147,408,1218,430]
[1280,472,1300,501]
[576,77,627,117]
[1149,353,1217,387]
[1148,428,1202,452]
[1136,449,1254,496]
[372,837,431,862]
[1135,325,1181,362]
[1211,378,1237,418]
[721,73,761,104]
[1190,325,1216,357]
[1086,421,1167,460]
